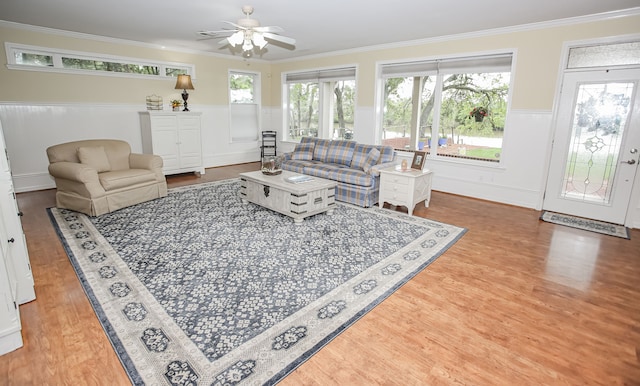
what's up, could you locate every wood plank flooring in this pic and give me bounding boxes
[1,162,639,385]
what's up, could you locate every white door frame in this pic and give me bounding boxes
[542,35,640,228]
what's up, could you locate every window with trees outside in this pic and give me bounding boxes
[380,53,512,163]
[284,67,356,141]
[229,71,261,142]
[5,43,193,78]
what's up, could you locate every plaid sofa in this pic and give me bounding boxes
[282,137,396,207]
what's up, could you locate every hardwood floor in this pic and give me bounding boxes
[2,162,639,385]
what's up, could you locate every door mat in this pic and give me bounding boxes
[540,211,630,239]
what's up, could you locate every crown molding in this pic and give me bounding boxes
[273,7,640,64]
[2,6,639,65]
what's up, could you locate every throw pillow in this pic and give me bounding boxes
[312,139,332,162]
[362,148,380,173]
[77,146,111,173]
[325,140,356,166]
[291,142,315,161]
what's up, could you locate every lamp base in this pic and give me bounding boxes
[181,90,190,112]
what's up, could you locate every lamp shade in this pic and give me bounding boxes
[175,74,194,90]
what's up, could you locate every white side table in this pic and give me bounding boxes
[379,167,433,215]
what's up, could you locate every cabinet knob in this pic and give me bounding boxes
[17,211,23,217]
[8,237,15,243]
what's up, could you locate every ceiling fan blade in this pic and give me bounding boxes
[222,20,247,30]
[197,30,234,37]
[262,32,296,46]
[254,26,284,34]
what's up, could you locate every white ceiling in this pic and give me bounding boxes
[1,0,639,61]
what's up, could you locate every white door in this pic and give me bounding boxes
[543,69,640,224]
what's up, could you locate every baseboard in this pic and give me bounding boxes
[204,152,260,168]
[13,172,54,193]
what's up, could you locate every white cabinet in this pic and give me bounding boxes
[379,167,433,216]
[139,111,205,176]
[0,118,35,356]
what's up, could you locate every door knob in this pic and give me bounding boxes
[621,159,637,165]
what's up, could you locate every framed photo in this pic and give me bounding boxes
[411,151,426,170]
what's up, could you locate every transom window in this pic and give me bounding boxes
[379,53,513,163]
[284,67,356,141]
[5,42,194,78]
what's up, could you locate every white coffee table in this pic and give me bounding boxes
[239,170,337,224]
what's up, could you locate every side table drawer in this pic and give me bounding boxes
[382,174,410,186]
[382,183,409,195]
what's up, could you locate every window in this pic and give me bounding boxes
[229,71,261,142]
[284,67,356,141]
[5,43,194,79]
[380,54,512,163]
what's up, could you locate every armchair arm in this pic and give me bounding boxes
[48,161,106,198]
[48,162,100,184]
[129,153,163,170]
[129,153,165,183]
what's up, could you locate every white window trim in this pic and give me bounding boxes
[282,66,357,142]
[229,70,261,143]
[375,50,516,166]
[5,42,196,80]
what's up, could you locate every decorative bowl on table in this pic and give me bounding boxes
[261,155,283,175]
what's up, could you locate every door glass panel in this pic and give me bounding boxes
[562,82,634,204]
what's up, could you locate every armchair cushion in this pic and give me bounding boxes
[99,169,156,191]
[77,146,111,172]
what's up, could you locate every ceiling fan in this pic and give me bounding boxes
[197,5,296,56]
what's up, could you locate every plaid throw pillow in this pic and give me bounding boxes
[291,142,315,161]
[325,140,356,166]
[377,146,395,163]
[362,148,380,173]
[313,139,332,162]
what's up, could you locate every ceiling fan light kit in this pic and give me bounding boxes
[197,5,295,58]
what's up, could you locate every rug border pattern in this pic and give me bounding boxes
[48,179,467,385]
[540,210,630,239]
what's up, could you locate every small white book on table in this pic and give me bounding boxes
[285,175,314,184]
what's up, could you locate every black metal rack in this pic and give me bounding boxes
[260,130,277,158]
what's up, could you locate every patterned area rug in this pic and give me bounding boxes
[48,179,466,385]
[540,211,630,239]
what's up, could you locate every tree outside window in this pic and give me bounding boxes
[285,68,356,141]
[381,55,512,163]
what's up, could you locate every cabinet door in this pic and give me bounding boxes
[0,183,35,304]
[0,247,22,355]
[177,116,202,169]
[150,116,180,171]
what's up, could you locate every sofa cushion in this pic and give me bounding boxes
[77,146,111,173]
[291,142,315,161]
[330,168,375,188]
[99,169,156,191]
[362,148,380,173]
[302,163,343,180]
[281,159,314,174]
[312,139,332,162]
[325,140,356,166]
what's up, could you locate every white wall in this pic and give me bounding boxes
[0,102,265,192]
